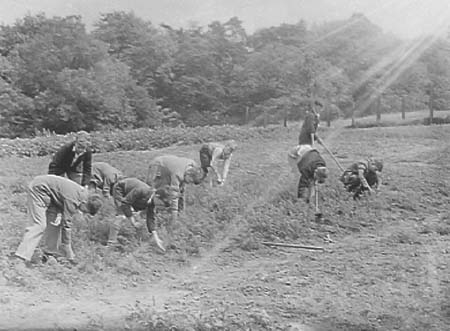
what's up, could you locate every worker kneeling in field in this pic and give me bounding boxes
[199,140,237,187]
[13,175,103,265]
[291,146,328,203]
[88,162,123,198]
[147,155,204,221]
[340,158,383,200]
[109,177,171,251]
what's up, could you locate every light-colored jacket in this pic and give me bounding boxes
[90,162,123,197]
[149,155,198,189]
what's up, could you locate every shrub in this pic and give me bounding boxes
[0,124,289,158]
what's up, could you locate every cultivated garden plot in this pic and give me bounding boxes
[0,124,449,330]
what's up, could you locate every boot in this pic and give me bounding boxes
[107,223,121,246]
[60,243,75,260]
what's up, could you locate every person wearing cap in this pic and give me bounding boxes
[340,158,384,200]
[13,175,103,264]
[147,155,204,220]
[109,177,170,251]
[89,162,123,198]
[295,148,328,203]
[199,140,237,186]
[298,101,322,146]
[48,131,92,187]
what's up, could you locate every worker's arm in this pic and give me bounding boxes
[221,154,233,184]
[145,199,165,252]
[357,168,374,193]
[117,188,141,227]
[374,174,381,190]
[315,135,323,145]
[210,148,223,182]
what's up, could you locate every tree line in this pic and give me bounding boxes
[0,11,449,137]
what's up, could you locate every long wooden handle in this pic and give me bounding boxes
[262,242,324,250]
[320,141,345,172]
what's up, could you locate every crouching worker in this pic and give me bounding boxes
[147,155,204,221]
[89,162,123,198]
[340,158,383,200]
[295,148,328,204]
[109,177,170,251]
[14,175,103,264]
[199,140,237,186]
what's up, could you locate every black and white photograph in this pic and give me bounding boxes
[0,0,449,330]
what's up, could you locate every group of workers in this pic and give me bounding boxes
[12,104,383,267]
[12,131,237,265]
[288,101,384,216]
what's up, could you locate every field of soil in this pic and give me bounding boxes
[0,123,449,330]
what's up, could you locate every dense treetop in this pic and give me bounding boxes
[0,12,449,137]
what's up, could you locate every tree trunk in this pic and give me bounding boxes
[401,96,406,120]
[245,106,249,125]
[283,108,287,127]
[351,108,355,127]
[429,88,434,125]
[376,96,381,122]
[326,105,331,127]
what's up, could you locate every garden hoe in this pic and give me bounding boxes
[320,140,345,172]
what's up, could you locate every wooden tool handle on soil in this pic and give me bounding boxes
[262,242,324,250]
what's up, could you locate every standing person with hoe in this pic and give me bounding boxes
[289,101,324,174]
[298,100,323,147]
[199,140,238,187]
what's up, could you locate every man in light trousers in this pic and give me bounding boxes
[14,175,102,264]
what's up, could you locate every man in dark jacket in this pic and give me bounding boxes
[48,131,92,187]
[296,148,328,204]
[109,177,170,251]
[298,101,322,146]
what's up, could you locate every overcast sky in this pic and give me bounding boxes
[0,0,449,39]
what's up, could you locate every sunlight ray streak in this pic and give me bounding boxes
[304,0,402,49]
